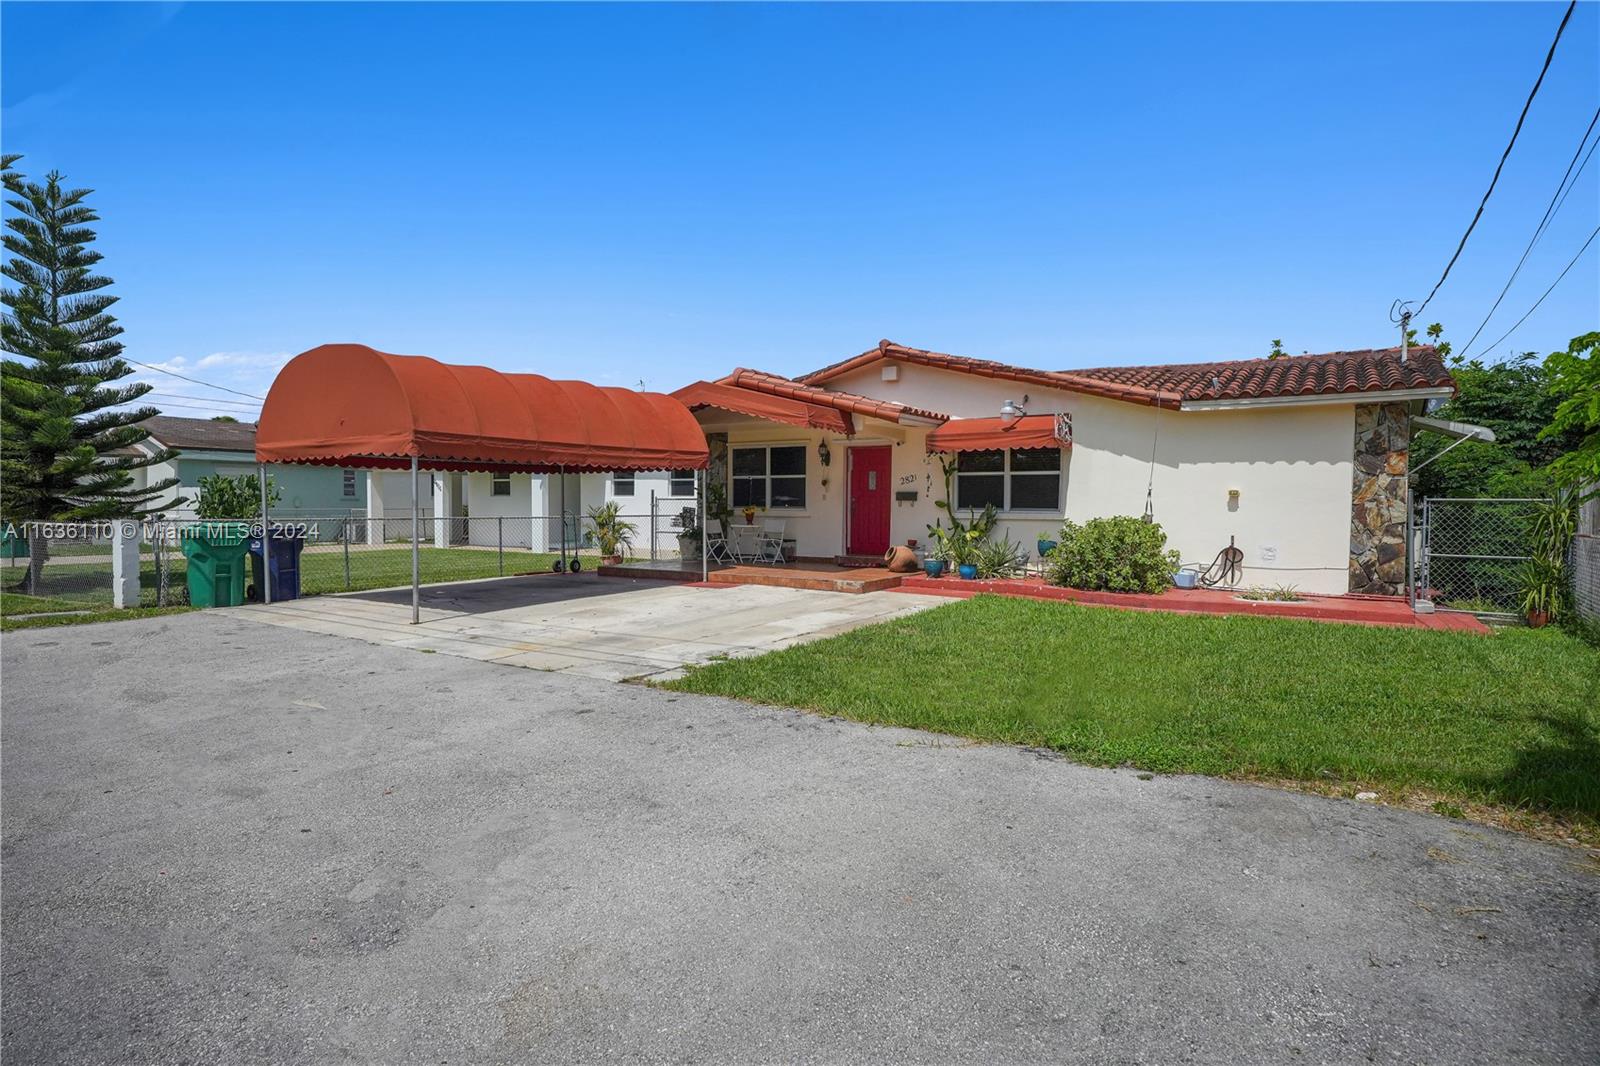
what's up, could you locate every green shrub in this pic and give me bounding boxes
[195,473,280,520]
[1046,516,1179,594]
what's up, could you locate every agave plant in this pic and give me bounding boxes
[975,536,1029,579]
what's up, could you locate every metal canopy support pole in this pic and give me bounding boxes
[258,462,272,606]
[699,468,708,582]
[559,466,568,572]
[410,456,420,624]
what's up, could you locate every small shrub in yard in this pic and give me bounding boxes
[1239,583,1303,602]
[975,536,1029,579]
[1046,516,1179,594]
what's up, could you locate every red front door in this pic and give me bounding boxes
[847,446,893,556]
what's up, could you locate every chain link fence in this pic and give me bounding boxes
[2,521,185,612]
[1415,498,1545,618]
[2,505,699,617]
[1573,486,1599,625]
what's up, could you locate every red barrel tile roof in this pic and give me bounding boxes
[800,340,1454,407]
[1064,345,1455,403]
[719,368,949,424]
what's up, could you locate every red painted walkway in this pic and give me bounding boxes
[895,575,1491,632]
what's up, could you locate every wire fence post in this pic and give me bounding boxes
[343,509,352,590]
[498,516,504,576]
[650,490,658,562]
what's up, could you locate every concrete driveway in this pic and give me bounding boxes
[3,613,1597,1065]
[229,573,944,681]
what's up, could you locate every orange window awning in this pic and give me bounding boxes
[925,414,1070,453]
[255,344,709,472]
[671,380,854,435]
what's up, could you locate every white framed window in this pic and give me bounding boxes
[731,444,807,509]
[670,469,696,498]
[342,469,357,498]
[612,471,635,497]
[954,448,1063,512]
[491,473,512,497]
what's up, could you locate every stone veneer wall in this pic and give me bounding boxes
[1349,403,1410,595]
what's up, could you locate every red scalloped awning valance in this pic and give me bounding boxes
[925,414,1070,453]
[256,344,709,472]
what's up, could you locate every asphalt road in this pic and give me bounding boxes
[3,611,1597,1064]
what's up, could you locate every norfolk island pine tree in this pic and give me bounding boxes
[1,155,182,593]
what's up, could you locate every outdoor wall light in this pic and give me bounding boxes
[818,440,831,467]
[1000,394,1029,424]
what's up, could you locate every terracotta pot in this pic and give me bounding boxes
[1526,609,1549,629]
[882,545,919,573]
[602,554,623,566]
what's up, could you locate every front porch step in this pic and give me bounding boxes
[711,567,902,594]
[833,554,886,568]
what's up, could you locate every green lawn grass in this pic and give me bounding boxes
[666,595,1600,828]
[1,590,89,615]
[1,546,575,606]
[0,606,194,632]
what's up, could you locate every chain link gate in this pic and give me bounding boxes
[1414,497,1546,618]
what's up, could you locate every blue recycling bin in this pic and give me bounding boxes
[249,531,305,601]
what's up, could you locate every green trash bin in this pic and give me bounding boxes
[180,522,252,607]
[0,526,28,559]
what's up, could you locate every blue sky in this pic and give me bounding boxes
[3,2,1597,419]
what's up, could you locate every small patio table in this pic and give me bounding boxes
[729,523,763,563]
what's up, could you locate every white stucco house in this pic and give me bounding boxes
[127,416,387,518]
[670,339,1457,596]
[397,467,698,554]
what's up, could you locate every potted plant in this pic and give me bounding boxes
[741,503,763,526]
[1517,487,1579,628]
[950,533,980,580]
[587,501,637,566]
[672,506,700,558]
[922,524,948,578]
[1517,556,1561,628]
[703,482,733,540]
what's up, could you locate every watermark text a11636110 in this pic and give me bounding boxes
[2,520,310,542]
[3,520,142,542]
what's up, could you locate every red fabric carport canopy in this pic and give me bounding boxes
[672,380,854,435]
[925,414,1070,453]
[255,344,709,472]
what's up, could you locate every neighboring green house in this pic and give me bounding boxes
[130,416,367,516]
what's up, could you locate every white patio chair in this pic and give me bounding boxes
[756,517,787,564]
[705,521,736,564]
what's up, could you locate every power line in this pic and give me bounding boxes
[1465,223,1600,360]
[145,391,262,409]
[124,358,265,400]
[1457,104,1600,354]
[117,398,260,416]
[1414,0,1578,316]
[1549,127,1600,220]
